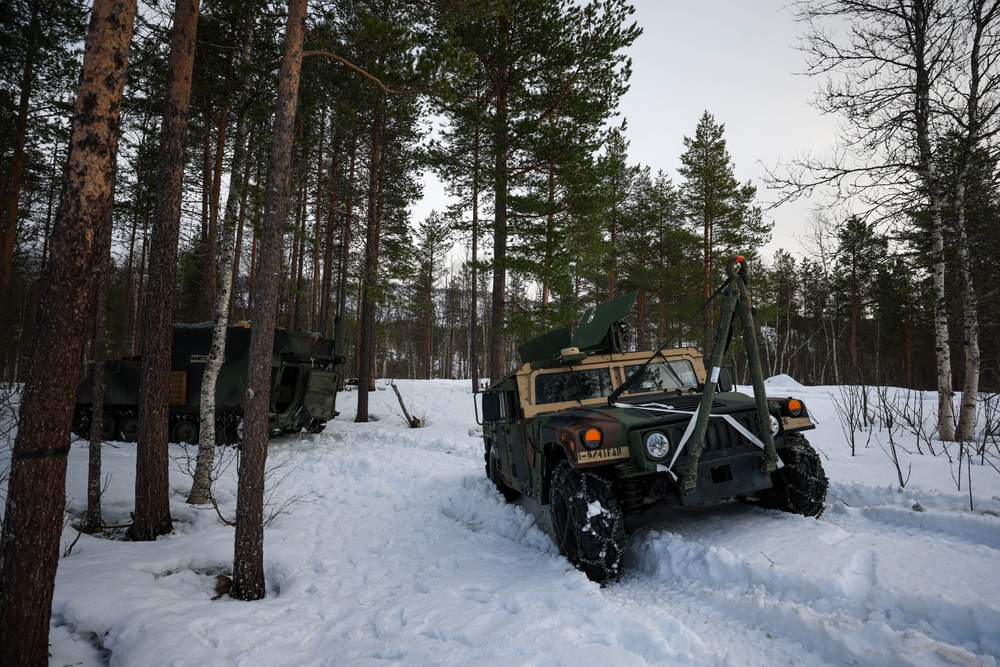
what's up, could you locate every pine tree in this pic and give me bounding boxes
[618,167,698,351]
[232,0,308,602]
[678,111,770,351]
[832,216,888,377]
[0,0,136,660]
[410,211,452,379]
[595,128,639,301]
[129,0,201,543]
[0,0,86,379]
[436,0,640,381]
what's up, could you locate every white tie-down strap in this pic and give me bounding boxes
[613,402,768,480]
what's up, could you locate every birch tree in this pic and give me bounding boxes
[945,0,1000,439]
[188,9,256,505]
[785,0,958,439]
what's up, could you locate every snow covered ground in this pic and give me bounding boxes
[4,378,999,666]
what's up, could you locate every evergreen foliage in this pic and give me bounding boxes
[678,111,771,350]
[0,0,996,411]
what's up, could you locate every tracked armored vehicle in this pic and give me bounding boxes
[73,323,345,444]
[479,257,827,584]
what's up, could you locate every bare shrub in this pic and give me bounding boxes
[874,384,911,488]
[830,384,873,456]
[978,392,1000,468]
[172,443,310,528]
[894,388,937,456]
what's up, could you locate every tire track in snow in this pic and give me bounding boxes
[822,500,1000,554]
[825,481,1000,551]
[608,576,845,667]
[621,505,999,666]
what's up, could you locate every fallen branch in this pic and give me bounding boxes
[391,381,421,428]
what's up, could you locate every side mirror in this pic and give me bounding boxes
[482,392,502,421]
[717,366,734,393]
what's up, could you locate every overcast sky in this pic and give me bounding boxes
[416,0,841,262]
[619,0,839,259]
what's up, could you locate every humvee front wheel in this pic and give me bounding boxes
[549,461,625,585]
[750,435,828,518]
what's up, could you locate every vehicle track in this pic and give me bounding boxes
[618,500,999,666]
[824,481,1000,551]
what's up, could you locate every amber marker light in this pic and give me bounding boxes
[583,428,602,449]
[786,399,803,417]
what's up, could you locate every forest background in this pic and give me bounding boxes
[3,0,997,400]
[2,0,999,662]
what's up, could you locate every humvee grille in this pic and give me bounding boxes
[704,413,761,453]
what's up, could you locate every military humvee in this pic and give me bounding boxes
[479,257,827,584]
[73,323,344,444]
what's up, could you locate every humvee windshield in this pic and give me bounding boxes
[623,360,698,393]
[535,368,613,404]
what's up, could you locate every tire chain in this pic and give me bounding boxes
[550,462,625,584]
[753,435,828,518]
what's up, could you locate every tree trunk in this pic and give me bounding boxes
[293,198,308,327]
[489,97,508,383]
[636,258,646,351]
[907,0,956,440]
[952,1,992,440]
[285,180,303,328]
[188,22,255,505]
[954,191,980,441]
[120,111,153,356]
[424,255,432,379]
[129,0,201,541]
[0,0,40,381]
[319,131,339,337]
[929,199,955,440]
[356,105,383,422]
[0,0,135,661]
[133,214,149,357]
[200,96,228,321]
[85,193,116,530]
[702,212,712,351]
[119,196,139,357]
[229,152,253,320]
[470,127,481,392]
[608,201,617,300]
[335,135,356,377]
[38,135,60,278]
[199,106,211,311]
[232,0,308,601]
[312,108,325,331]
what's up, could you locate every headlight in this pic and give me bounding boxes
[644,431,671,459]
[770,415,780,436]
[582,427,602,450]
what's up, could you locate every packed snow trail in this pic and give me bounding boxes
[14,379,999,666]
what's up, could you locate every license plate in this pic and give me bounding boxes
[577,446,628,463]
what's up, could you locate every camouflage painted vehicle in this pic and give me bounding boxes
[73,323,345,443]
[479,257,828,584]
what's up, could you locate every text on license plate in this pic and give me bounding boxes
[577,446,628,463]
